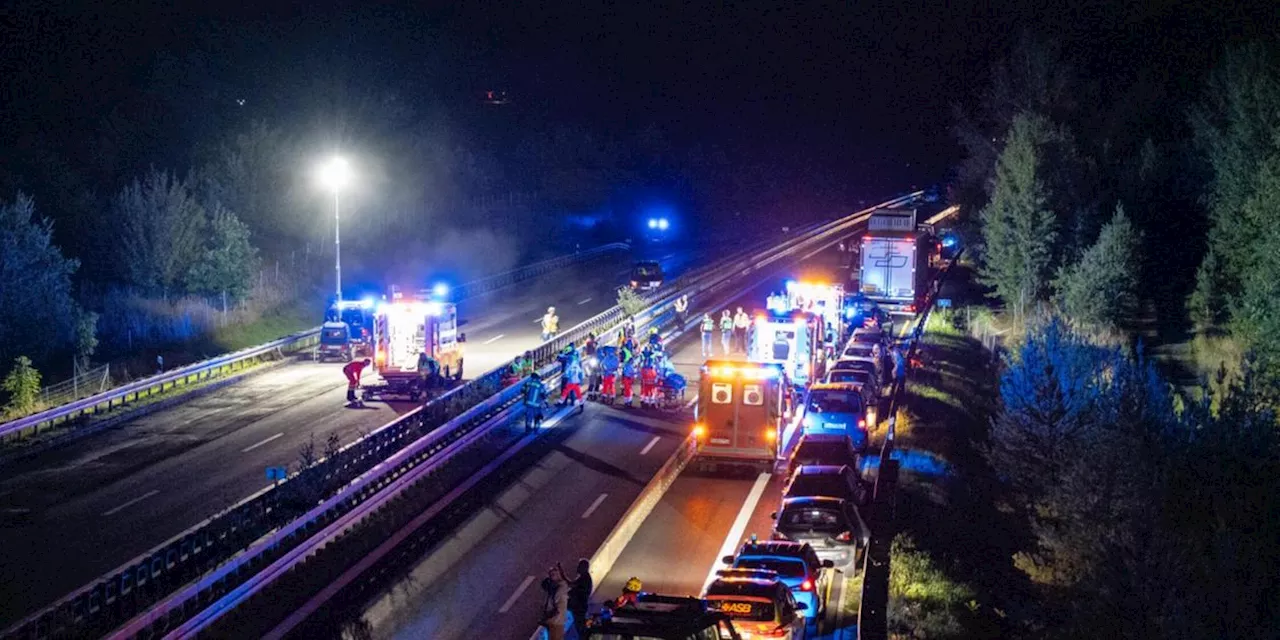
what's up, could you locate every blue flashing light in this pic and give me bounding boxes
[942,235,958,248]
[657,218,669,230]
[648,218,659,229]
[433,283,450,298]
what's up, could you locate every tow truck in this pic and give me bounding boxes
[692,361,786,473]
[361,287,466,402]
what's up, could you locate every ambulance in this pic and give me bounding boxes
[747,310,828,389]
[692,361,786,473]
[364,287,466,401]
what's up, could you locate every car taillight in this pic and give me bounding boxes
[800,579,813,591]
[857,418,866,429]
[835,530,852,542]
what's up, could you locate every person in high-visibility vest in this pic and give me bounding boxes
[674,294,689,325]
[541,307,560,342]
[700,313,715,358]
[719,310,734,356]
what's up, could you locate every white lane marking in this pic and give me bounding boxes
[578,297,592,305]
[499,575,537,613]
[483,334,505,345]
[241,432,284,453]
[102,489,160,517]
[640,436,661,456]
[701,473,771,594]
[581,493,609,519]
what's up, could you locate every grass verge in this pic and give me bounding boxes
[884,266,1033,639]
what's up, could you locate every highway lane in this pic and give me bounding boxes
[0,245,701,626]
[593,310,922,640]
[321,251,846,640]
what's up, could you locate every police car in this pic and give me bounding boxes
[721,540,834,621]
[704,568,808,639]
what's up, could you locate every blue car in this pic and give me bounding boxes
[800,383,870,452]
[722,540,834,620]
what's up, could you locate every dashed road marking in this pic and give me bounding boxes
[483,334,505,345]
[102,489,160,517]
[578,298,592,305]
[581,493,609,519]
[640,436,661,456]
[242,432,284,453]
[499,575,536,613]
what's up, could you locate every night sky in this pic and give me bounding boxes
[3,0,1275,208]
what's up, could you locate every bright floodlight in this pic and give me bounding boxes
[433,283,450,298]
[648,218,658,229]
[319,156,352,192]
[658,218,670,230]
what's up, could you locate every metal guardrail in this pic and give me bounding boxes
[0,243,631,445]
[857,247,963,640]
[1,193,925,640]
[0,329,323,443]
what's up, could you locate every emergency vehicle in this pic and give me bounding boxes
[317,298,375,361]
[783,280,845,343]
[746,310,828,388]
[362,288,465,401]
[692,361,786,473]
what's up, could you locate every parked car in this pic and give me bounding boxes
[772,496,870,567]
[800,383,873,449]
[786,433,862,475]
[705,568,808,639]
[723,540,834,619]
[783,464,870,507]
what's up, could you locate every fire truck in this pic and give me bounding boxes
[362,287,466,402]
[691,360,786,473]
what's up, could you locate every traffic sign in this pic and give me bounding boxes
[266,466,289,482]
[937,298,952,309]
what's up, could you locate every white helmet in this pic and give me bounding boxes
[548,306,556,314]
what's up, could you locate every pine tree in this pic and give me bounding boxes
[978,112,1061,319]
[0,193,80,364]
[1054,204,1142,331]
[185,204,260,301]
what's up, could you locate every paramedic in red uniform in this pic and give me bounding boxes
[343,358,372,403]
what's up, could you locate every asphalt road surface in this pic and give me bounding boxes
[338,249,852,640]
[0,244,703,626]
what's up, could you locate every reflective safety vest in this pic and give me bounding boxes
[542,314,559,332]
[522,379,547,405]
[701,317,715,333]
[720,316,734,331]
[674,296,688,313]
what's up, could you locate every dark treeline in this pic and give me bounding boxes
[950,25,1280,639]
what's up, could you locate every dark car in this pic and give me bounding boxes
[723,540,835,619]
[824,368,881,399]
[787,433,862,475]
[630,261,665,291]
[772,496,870,567]
[587,593,741,639]
[783,464,870,507]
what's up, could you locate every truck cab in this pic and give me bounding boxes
[693,361,786,473]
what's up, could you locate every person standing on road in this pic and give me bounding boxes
[569,558,593,638]
[719,310,734,356]
[674,294,689,326]
[541,307,560,342]
[522,372,548,432]
[620,352,638,407]
[539,565,571,640]
[733,307,750,353]
[342,358,372,404]
[700,313,715,358]
[892,345,907,384]
[599,346,620,402]
[560,357,584,407]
